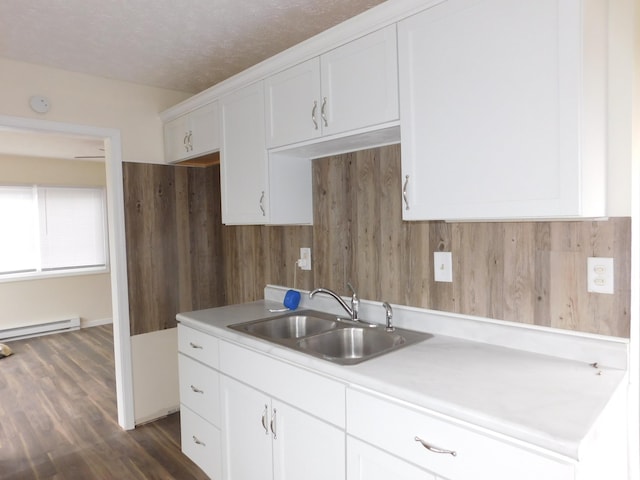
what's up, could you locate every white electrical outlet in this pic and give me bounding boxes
[299,247,312,271]
[434,252,453,282]
[587,257,614,294]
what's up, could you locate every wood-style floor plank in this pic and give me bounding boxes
[0,326,209,480]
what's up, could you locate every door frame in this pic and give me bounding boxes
[0,114,135,429]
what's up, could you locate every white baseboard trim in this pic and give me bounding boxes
[81,317,113,328]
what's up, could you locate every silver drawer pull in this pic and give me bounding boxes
[259,191,266,216]
[192,435,206,447]
[403,175,410,210]
[190,385,204,394]
[189,342,203,349]
[261,404,269,434]
[270,408,277,439]
[311,100,318,130]
[415,436,457,457]
[321,97,328,127]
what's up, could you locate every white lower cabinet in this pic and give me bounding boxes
[346,388,575,480]
[178,324,583,480]
[221,375,345,480]
[177,325,223,480]
[180,405,223,479]
[347,437,438,480]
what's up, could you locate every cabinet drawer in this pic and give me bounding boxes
[178,353,220,426]
[220,340,345,428]
[346,388,574,480]
[180,404,222,480]
[178,324,219,368]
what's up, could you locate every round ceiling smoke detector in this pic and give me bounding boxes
[29,95,51,114]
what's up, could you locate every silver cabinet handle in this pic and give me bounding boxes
[183,132,190,152]
[187,131,193,151]
[261,405,269,434]
[259,191,266,216]
[414,436,457,457]
[403,175,410,211]
[192,435,206,447]
[190,385,204,394]
[270,408,277,439]
[321,97,328,127]
[189,341,203,349]
[311,100,318,130]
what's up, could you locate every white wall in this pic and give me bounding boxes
[0,58,190,163]
[0,60,191,424]
[131,329,180,424]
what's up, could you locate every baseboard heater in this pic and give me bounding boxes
[0,316,81,341]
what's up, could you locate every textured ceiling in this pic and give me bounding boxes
[0,0,388,94]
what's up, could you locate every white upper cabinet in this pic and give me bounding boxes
[398,0,607,220]
[220,82,313,225]
[164,101,219,163]
[265,58,322,148]
[220,82,269,224]
[265,24,399,149]
[320,24,399,137]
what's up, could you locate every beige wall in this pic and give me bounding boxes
[0,154,106,185]
[0,155,112,329]
[0,61,190,422]
[0,274,113,329]
[0,58,190,164]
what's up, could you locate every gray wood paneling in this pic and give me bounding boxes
[125,145,630,338]
[123,163,225,335]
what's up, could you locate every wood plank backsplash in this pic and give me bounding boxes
[222,144,630,337]
[123,163,225,335]
[124,144,630,338]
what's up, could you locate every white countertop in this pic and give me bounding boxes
[177,296,627,461]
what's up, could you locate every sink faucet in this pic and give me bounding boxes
[309,282,360,321]
[382,301,394,332]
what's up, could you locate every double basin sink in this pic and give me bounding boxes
[229,310,431,365]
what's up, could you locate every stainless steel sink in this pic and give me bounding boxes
[297,327,404,364]
[228,309,431,365]
[242,314,338,339]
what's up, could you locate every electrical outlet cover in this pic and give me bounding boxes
[587,257,614,294]
[434,252,453,282]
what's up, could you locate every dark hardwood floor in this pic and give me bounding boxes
[0,325,209,480]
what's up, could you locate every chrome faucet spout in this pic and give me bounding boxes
[309,287,356,321]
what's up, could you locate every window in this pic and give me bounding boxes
[0,185,108,278]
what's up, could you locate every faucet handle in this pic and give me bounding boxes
[382,301,394,332]
[347,282,359,320]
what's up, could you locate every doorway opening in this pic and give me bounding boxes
[0,114,134,429]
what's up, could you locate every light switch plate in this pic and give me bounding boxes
[299,247,311,271]
[587,257,614,294]
[434,252,453,282]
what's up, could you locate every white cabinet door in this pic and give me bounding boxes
[272,399,345,480]
[265,25,399,150]
[265,58,322,148]
[347,388,574,480]
[220,81,269,224]
[181,405,223,480]
[398,0,606,220]
[221,375,273,480]
[347,437,437,480]
[189,101,220,156]
[163,114,190,162]
[221,376,345,480]
[163,101,220,163]
[321,24,399,137]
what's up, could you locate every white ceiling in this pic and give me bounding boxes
[0,0,387,160]
[0,0,387,94]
